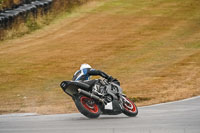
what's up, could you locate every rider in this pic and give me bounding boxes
[72,63,120,91]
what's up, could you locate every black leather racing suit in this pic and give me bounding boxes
[72,68,120,91]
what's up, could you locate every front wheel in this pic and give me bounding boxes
[122,96,138,117]
[74,95,101,118]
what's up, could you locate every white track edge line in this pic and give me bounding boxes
[139,95,200,108]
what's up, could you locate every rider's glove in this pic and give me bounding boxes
[107,76,114,82]
[108,76,120,85]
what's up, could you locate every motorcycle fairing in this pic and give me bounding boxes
[102,100,122,115]
[104,102,113,110]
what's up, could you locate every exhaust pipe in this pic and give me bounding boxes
[78,89,105,104]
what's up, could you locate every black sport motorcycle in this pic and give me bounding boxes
[60,78,138,118]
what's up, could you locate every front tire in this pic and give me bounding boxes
[74,95,101,118]
[122,96,138,117]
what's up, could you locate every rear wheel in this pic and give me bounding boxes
[122,96,138,117]
[74,95,101,118]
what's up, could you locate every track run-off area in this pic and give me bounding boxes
[0,96,200,133]
[0,0,200,115]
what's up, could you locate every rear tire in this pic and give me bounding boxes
[74,95,101,118]
[122,97,138,117]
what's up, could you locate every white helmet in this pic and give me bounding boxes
[80,63,92,70]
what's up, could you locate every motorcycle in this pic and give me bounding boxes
[60,78,138,118]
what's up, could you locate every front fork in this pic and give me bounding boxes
[118,94,126,111]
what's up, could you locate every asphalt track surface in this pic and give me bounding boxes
[0,96,200,133]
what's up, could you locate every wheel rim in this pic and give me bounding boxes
[80,97,99,113]
[123,97,136,112]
